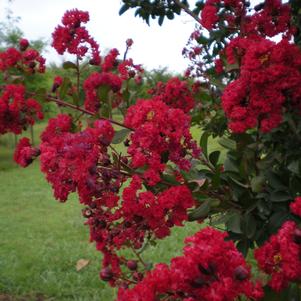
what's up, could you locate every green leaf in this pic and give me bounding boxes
[188,201,210,221]
[263,285,290,300]
[200,132,210,158]
[251,175,265,193]
[288,283,301,301]
[100,103,110,118]
[288,161,299,174]
[290,176,301,195]
[35,88,47,102]
[158,15,165,26]
[226,212,242,234]
[72,93,80,106]
[218,137,236,150]
[166,10,174,20]
[112,129,131,144]
[265,171,286,190]
[119,4,130,15]
[59,77,71,100]
[196,35,209,45]
[209,150,220,167]
[161,174,179,185]
[224,156,239,173]
[241,213,256,239]
[268,211,289,233]
[236,240,250,257]
[270,191,292,202]
[97,85,110,101]
[62,61,77,70]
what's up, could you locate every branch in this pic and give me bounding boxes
[0,84,133,131]
[173,0,201,25]
[35,92,134,131]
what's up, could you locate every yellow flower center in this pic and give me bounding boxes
[259,54,269,64]
[147,110,155,120]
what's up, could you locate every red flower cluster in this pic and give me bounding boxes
[52,9,100,64]
[122,176,194,239]
[101,48,119,72]
[255,221,301,291]
[14,137,40,167]
[200,0,291,38]
[125,99,200,185]
[87,179,194,285]
[200,0,246,31]
[0,84,43,135]
[39,115,116,202]
[118,58,144,81]
[0,40,46,73]
[222,37,301,132]
[290,197,301,218]
[83,72,122,113]
[149,77,196,113]
[200,2,219,30]
[244,0,292,38]
[117,227,263,301]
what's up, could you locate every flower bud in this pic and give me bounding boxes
[100,267,113,281]
[19,39,29,51]
[126,38,133,47]
[234,265,249,281]
[127,260,138,271]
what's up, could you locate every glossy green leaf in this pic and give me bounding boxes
[251,175,265,193]
[188,200,210,221]
[119,4,130,15]
[97,85,110,102]
[226,212,242,234]
[200,131,210,158]
[59,77,71,100]
[241,213,256,239]
[270,191,292,202]
[112,129,131,144]
[62,61,77,70]
[209,150,220,167]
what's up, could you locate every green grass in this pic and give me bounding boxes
[0,124,207,301]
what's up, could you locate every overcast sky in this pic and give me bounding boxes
[0,0,197,73]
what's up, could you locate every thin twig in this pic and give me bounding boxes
[173,0,201,25]
[130,244,147,268]
[32,92,134,131]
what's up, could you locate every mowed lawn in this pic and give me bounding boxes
[0,123,206,301]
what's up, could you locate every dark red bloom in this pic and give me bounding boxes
[40,115,116,202]
[222,37,301,133]
[201,4,219,30]
[149,77,195,113]
[14,137,40,167]
[52,9,100,64]
[83,72,122,113]
[255,221,301,292]
[117,227,263,301]
[125,99,200,185]
[0,84,43,135]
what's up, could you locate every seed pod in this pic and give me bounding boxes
[127,260,138,271]
[234,265,249,281]
[100,267,113,281]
